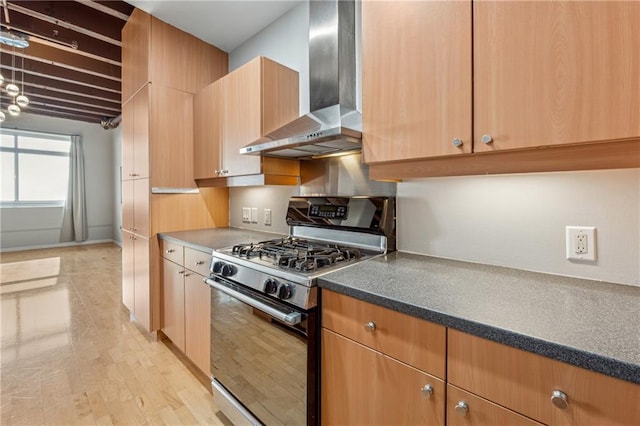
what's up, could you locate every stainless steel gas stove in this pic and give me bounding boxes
[205,196,395,425]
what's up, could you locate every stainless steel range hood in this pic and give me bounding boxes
[240,0,361,159]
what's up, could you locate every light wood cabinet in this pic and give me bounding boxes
[363,0,640,178]
[362,0,472,162]
[162,258,185,351]
[448,329,640,425]
[321,290,447,424]
[121,8,227,104]
[121,8,229,334]
[160,240,211,376]
[322,289,446,379]
[446,384,542,426]
[122,230,152,331]
[193,56,301,183]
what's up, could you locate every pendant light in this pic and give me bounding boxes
[15,55,28,107]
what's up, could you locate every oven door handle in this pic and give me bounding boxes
[205,278,302,325]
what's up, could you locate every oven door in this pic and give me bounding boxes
[205,276,311,425]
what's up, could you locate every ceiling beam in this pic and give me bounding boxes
[1,93,115,117]
[1,12,121,62]
[7,2,122,45]
[10,105,107,123]
[19,88,120,112]
[1,53,121,92]
[94,1,135,17]
[75,0,130,21]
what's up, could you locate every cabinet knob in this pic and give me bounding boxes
[166,249,175,253]
[420,384,433,399]
[481,134,493,144]
[214,170,220,175]
[551,390,568,409]
[452,138,463,147]
[195,261,205,266]
[222,169,229,174]
[364,321,376,332]
[455,401,468,416]
[177,270,185,275]
[184,273,192,277]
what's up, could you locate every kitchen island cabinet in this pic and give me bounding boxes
[194,56,300,186]
[363,0,640,179]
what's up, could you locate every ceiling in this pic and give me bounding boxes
[0,0,301,125]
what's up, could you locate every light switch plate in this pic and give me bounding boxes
[264,209,272,226]
[242,207,250,223]
[250,208,258,223]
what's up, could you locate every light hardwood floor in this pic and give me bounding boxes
[1,243,228,425]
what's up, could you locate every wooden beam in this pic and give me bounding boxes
[76,0,130,21]
[94,1,135,16]
[1,94,113,118]
[15,106,107,123]
[1,53,121,93]
[7,2,123,45]
[21,85,120,111]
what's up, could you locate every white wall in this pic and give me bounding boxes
[229,2,309,114]
[1,113,116,250]
[397,169,640,286]
[228,186,298,235]
[112,125,122,245]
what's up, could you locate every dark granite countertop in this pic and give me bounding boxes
[318,251,640,384]
[158,227,287,253]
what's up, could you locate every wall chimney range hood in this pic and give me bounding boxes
[240,0,362,159]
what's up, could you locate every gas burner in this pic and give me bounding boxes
[230,237,362,272]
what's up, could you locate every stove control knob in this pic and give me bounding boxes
[278,283,293,300]
[264,278,279,294]
[221,264,236,277]
[212,261,225,274]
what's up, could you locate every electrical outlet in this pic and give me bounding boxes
[264,209,272,226]
[250,208,258,223]
[242,207,250,223]
[566,226,597,262]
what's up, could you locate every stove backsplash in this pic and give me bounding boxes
[229,153,396,234]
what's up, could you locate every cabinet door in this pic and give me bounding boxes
[133,178,149,237]
[133,84,150,179]
[222,58,262,177]
[322,329,445,425]
[121,98,135,180]
[133,236,151,331]
[121,9,150,103]
[194,80,223,180]
[447,385,542,426]
[121,180,134,233]
[162,259,185,351]
[121,231,135,312]
[362,0,472,163]
[184,272,211,375]
[474,1,640,152]
[150,84,195,188]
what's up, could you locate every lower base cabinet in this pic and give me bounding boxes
[321,328,445,425]
[446,384,542,426]
[160,241,211,376]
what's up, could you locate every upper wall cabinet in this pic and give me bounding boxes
[194,56,301,185]
[363,0,640,179]
[362,0,472,162]
[121,8,228,104]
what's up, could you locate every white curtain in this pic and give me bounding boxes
[60,135,88,242]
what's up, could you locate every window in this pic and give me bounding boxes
[1,130,71,205]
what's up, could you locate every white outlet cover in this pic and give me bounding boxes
[242,207,251,223]
[566,226,597,262]
[264,208,272,226]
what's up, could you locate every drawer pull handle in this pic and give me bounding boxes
[177,270,185,275]
[551,390,568,409]
[195,261,205,266]
[184,273,192,277]
[166,249,175,253]
[420,384,433,399]
[455,401,468,416]
[364,321,376,332]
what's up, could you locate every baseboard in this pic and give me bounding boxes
[0,239,118,253]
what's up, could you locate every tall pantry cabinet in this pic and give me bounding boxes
[121,9,229,332]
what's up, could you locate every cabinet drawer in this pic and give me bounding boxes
[161,240,183,264]
[448,329,640,425]
[184,247,211,276]
[322,329,445,426]
[322,290,446,379]
[447,384,542,426]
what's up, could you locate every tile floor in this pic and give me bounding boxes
[1,243,227,425]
